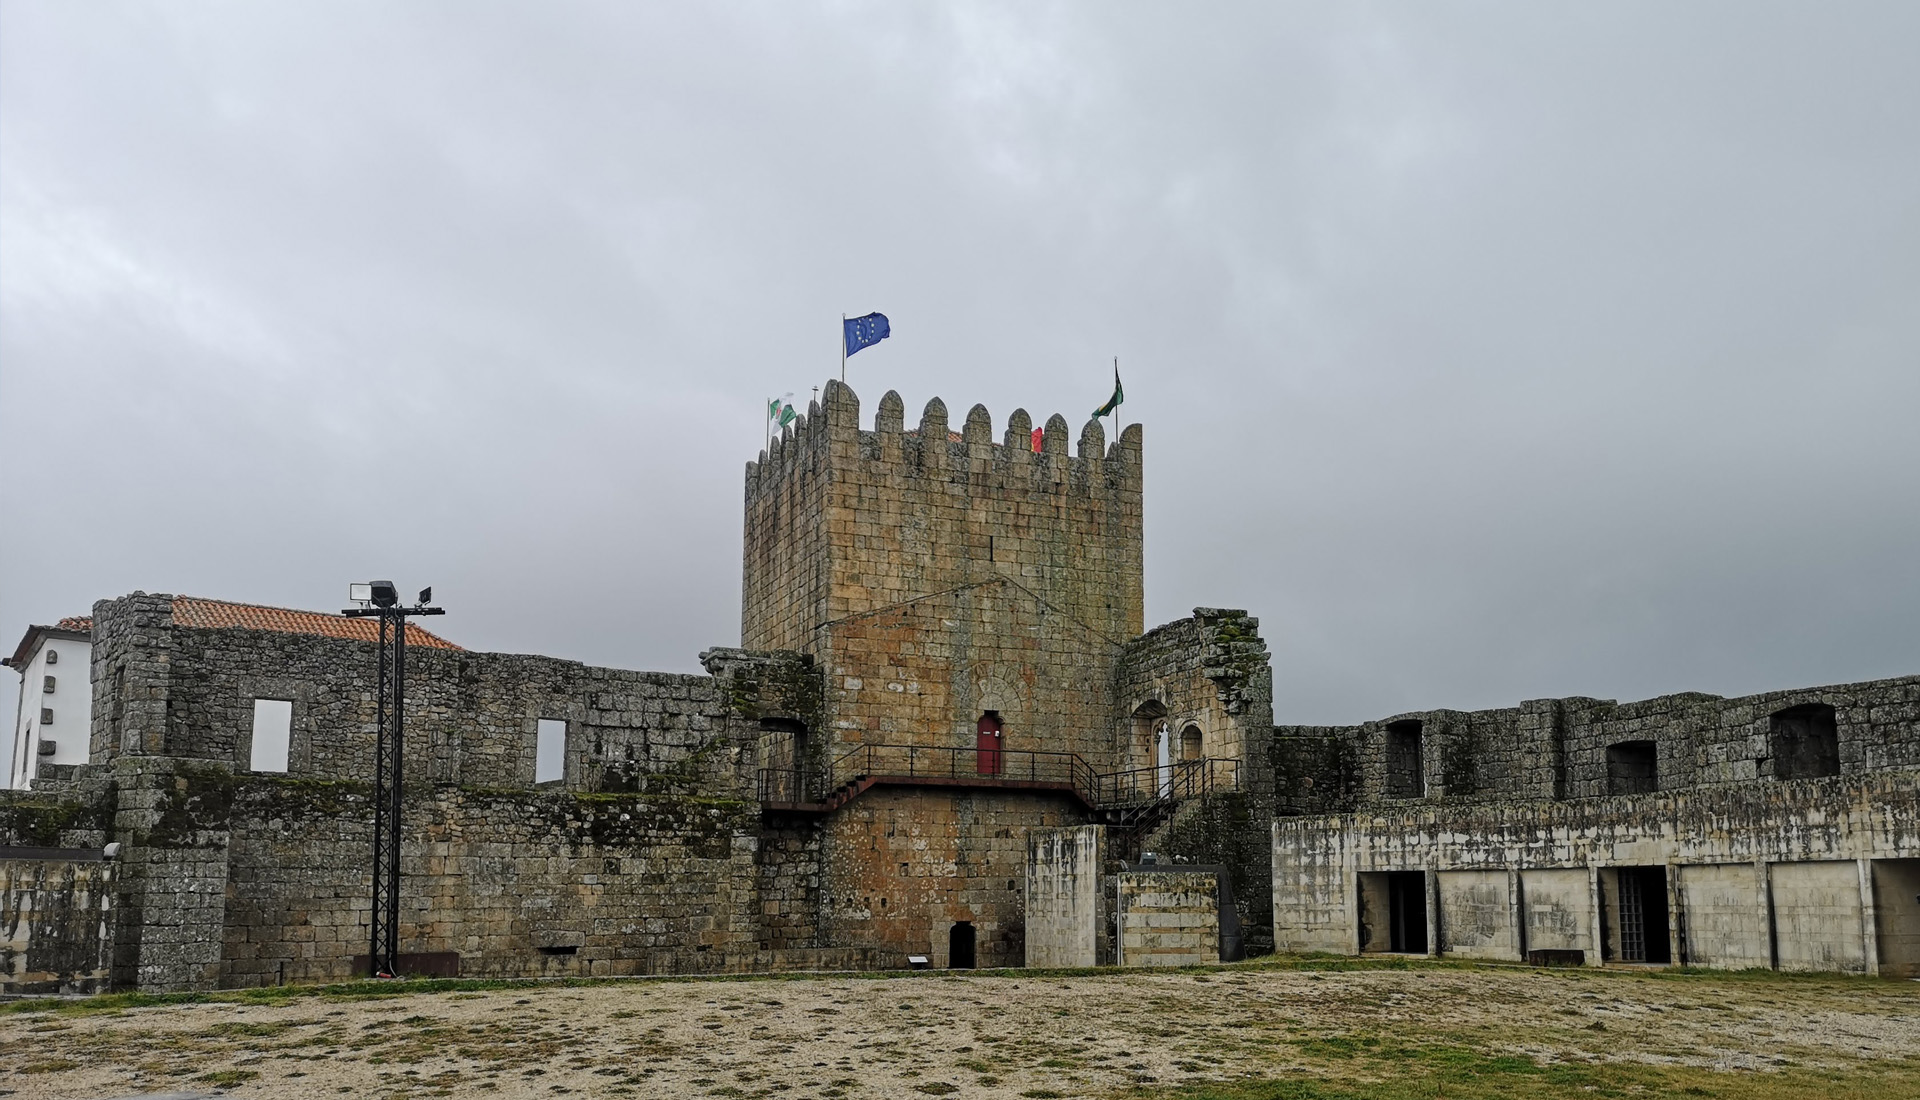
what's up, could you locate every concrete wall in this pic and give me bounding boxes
[1436,870,1517,960]
[1024,825,1105,968]
[1871,860,1920,978]
[1519,868,1592,956]
[0,854,113,993]
[1273,772,1918,974]
[1674,864,1770,970]
[1115,869,1219,967]
[1770,860,1868,975]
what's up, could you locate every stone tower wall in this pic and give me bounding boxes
[741,380,1145,655]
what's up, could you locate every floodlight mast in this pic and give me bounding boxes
[343,581,444,979]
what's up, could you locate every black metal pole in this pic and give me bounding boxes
[370,612,393,977]
[387,609,406,972]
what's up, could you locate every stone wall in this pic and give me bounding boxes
[1273,676,1918,810]
[87,595,818,799]
[1115,868,1220,967]
[742,381,1144,656]
[817,787,1086,969]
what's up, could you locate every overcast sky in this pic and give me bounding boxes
[3,2,1917,767]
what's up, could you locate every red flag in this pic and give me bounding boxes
[1030,427,1043,453]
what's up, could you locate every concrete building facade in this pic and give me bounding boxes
[5,618,93,789]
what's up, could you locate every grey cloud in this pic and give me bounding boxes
[3,1,1916,761]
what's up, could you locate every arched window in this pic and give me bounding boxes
[1385,720,1424,798]
[1180,724,1203,762]
[1771,703,1839,780]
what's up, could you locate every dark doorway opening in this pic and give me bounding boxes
[1387,871,1428,954]
[948,921,977,969]
[975,712,1003,776]
[1613,867,1671,963]
[1771,703,1840,780]
[1606,741,1658,795]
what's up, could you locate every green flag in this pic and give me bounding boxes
[1093,364,1124,419]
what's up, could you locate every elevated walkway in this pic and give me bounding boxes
[758,744,1236,848]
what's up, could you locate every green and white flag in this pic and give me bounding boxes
[768,392,797,430]
[1093,363,1124,419]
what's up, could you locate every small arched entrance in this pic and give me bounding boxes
[948,921,977,969]
[975,712,1003,776]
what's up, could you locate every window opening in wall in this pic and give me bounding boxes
[40,708,53,725]
[1606,741,1658,795]
[43,675,55,693]
[1385,720,1424,797]
[536,719,567,784]
[758,716,809,800]
[1180,724,1203,762]
[948,921,977,969]
[250,699,292,773]
[1613,867,1671,964]
[1771,703,1839,780]
[44,648,58,665]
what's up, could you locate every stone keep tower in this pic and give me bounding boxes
[741,380,1144,768]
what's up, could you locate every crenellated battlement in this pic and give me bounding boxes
[745,381,1140,505]
[741,379,1144,654]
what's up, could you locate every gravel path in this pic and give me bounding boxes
[5,964,1917,1099]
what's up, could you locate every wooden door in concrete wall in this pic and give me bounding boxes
[976,712,1003,775]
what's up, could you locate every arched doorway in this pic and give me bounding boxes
[975,712,1003,776]
[948,921,976,968]
[1180,724,1203,762]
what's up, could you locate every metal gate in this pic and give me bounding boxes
[1618,870,1646,962]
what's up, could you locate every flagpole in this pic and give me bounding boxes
[840,314,847,384]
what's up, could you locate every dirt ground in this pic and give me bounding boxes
[4,960,1917,1100]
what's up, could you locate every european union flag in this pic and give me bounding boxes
[843,312,891,357]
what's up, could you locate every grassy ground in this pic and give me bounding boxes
[2,956,1915,1099]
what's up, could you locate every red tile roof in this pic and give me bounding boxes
[56,616,92,632]
[171,597,462,650]
[5,619,92,668]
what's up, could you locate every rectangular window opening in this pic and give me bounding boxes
[250,699,293,773]
[536,719,567,784]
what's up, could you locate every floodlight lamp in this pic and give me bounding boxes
[369,581,400,608]
[418,586,432,605]
[349,582,373,605]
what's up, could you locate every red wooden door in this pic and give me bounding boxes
[975,713,1003,776]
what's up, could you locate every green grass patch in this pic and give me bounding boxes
[1116,1045,1920,1100]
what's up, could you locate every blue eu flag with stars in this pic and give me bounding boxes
[843,312,891,357]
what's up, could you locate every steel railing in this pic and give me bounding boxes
[756,743,1238,813]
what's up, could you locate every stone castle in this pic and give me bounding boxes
[3,379,1916,993]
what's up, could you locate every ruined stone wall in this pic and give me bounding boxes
[85,596,821,800]
[1276,675,1919,810]
[1116,609,1273,782]
[817,787,1086,969]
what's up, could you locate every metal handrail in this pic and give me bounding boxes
[758,742,1238,812]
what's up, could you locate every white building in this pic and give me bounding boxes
[4,617,92,789]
